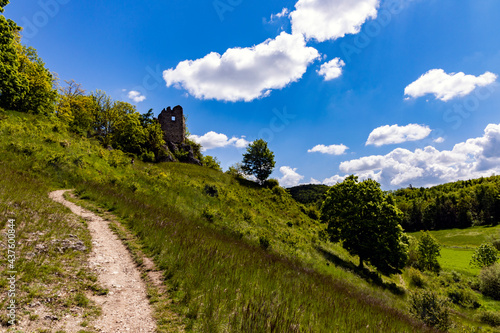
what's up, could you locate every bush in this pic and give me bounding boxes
[408,267,426,288]
[470,243,499,268]
[479,263,500,300]
[263,178,279,189]
[409,290,450,331]
[259,236,270,250]
[204,184,219,198]
[477,311,500,327]
[417,231,441,273]
[446,286,480,309]
[203,155,222,171]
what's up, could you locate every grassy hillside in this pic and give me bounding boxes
[0,110,445,332]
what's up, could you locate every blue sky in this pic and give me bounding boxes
[6,0,500,189]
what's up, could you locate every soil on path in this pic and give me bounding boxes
[49,190,156,333]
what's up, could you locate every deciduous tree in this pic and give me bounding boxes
[241,139,275,185]
[320,175,408,275]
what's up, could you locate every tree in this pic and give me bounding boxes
[16,45,58,114]
[0,12,28,110]
[470,243,499,268]
[320,175,408,275]
[417,231,441,272]
[241,139,275,185]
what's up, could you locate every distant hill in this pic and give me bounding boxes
[287,184,330,205]
[392,176,500,232]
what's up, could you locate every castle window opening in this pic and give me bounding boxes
[172,116,176,121]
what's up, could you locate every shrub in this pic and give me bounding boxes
[409,290,450,331]
[204,184,219,198]
[446,286,480,309]
[259,236,270,250]
[417,231,441,273]
[202,207,217,223]
[263,178,279,189]
[470,243,499,268]
[408,267,426,288]
[493,239,500,251]
[477,311,500,327]
[479,263,500,300]
[203,155,222,171]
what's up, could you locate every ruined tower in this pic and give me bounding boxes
[158,105,185,143]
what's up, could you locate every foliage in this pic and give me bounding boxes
[288,184,330,206]
[479,263,500,300]
[16,45,58,114]
[477,310,500,327]
[409,290,451,331]
[321,175,408,275]
[226,163,244,178]
[446,285,480,309]
[407,267,426,288]
[0,15,28,110]
[202,155,222,171]
[394,177,500,232]
[241,139,275,185]
[470,243,499,268]
[417,231,441,273]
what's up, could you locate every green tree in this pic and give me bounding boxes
[470,243,499,268]
[112,111,145,156]
[202,155,222,171]
[16,45,58,114]
[417,231,441,272]
[320,175,408,275]
[0,12,28,110]
[57,80,95,135]
[241,139,275,185]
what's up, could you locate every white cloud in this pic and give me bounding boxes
[322,174,347,186]
[290,0,380,42]
[127,90,146,103]
[334,123,500,188]
[188,131,250,151]
[308,143,349,155]
[163,32,320,102]
[317,58,345,81]
[270,8,289,21]
[404,69,497,101]
[433,137,445,143]
[366,124,432,147]
[278,166,304,187]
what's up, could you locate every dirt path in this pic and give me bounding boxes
[49,190,156,333]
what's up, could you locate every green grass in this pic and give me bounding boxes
[439,248,479,276]
[421,226,500,248]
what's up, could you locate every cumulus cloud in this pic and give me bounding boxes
[127,90,146,103]
[188,131,250,151]
[278,166,304,187]
[163,32,320,102]
[404,69,497,101]
[332,123,500,188]
[366,124,432,147]
[290,0,380,42]
[317,58,345,81]
[308,143,349,155]
[322,174,347,186]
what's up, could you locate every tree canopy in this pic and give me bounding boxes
[241,139,275,185]
[321,175,408,275]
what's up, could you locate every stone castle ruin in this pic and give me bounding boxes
[157,105,201,165]
[158,105,186,143]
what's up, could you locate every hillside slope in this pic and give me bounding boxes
[0,110,438,332]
